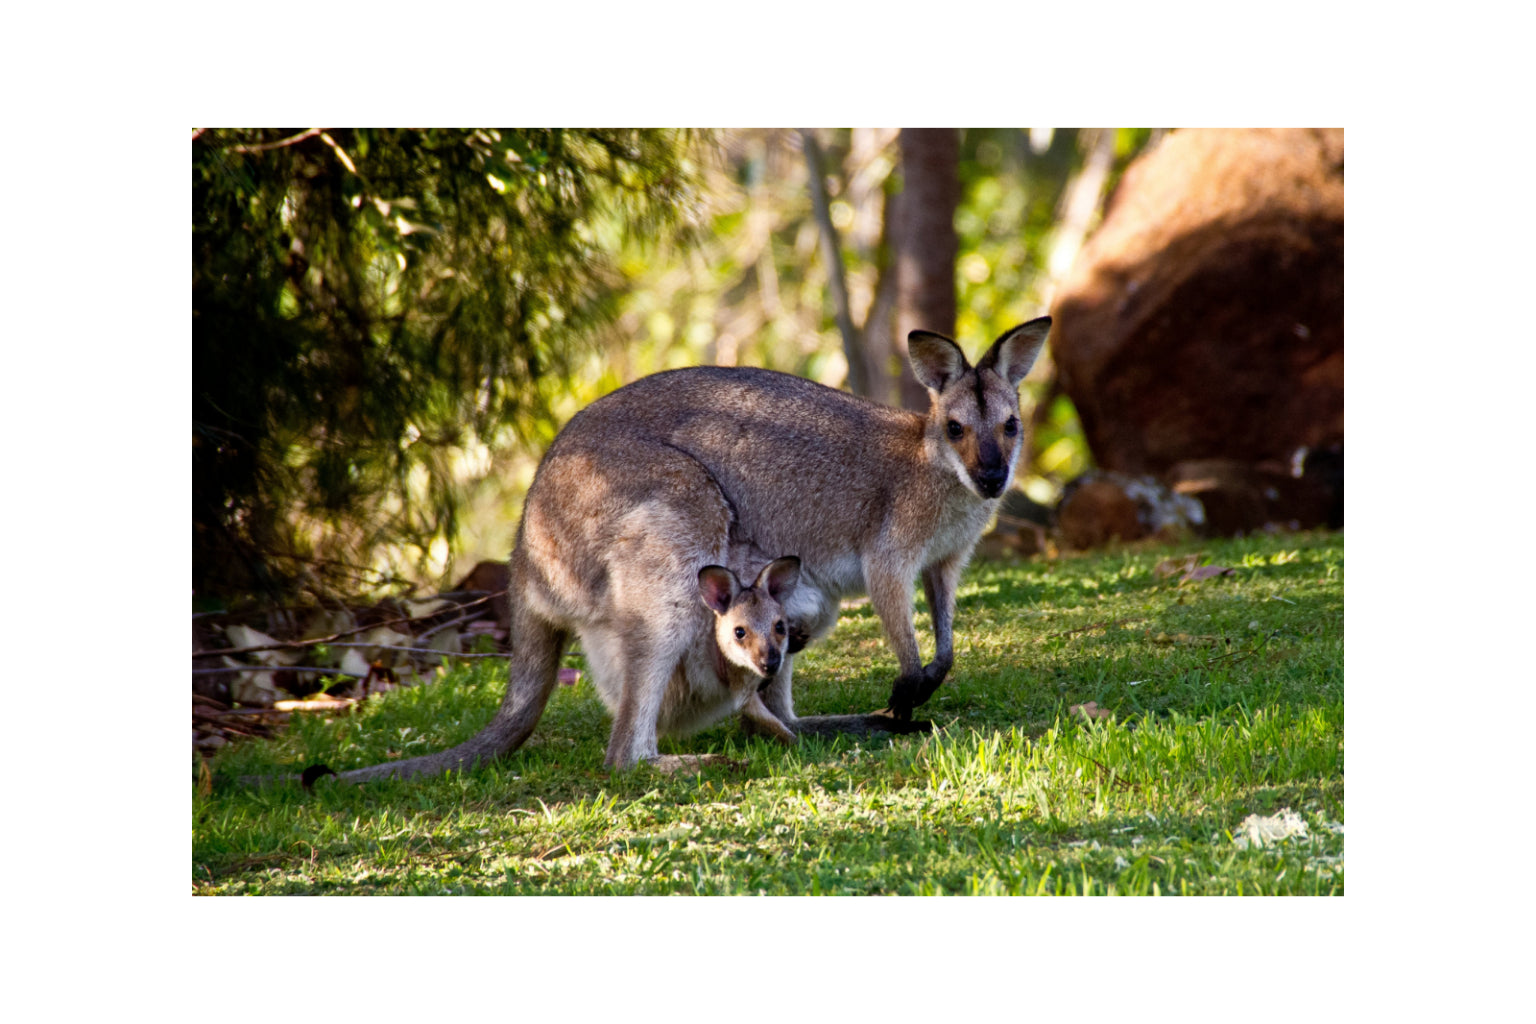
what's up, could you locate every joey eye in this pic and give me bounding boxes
[733,626,746,641]
[1003,416,1019,437]
[946,420,964,440]
[775,621,786,636]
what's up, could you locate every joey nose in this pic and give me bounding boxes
[763,650,781,677]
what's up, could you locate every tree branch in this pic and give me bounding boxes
[192,641,513,675]
[799,129,868,397]
[1043,127,1119,301]
[193,665,367,677]
[317,130,358,175]
[191,590,506,659]
[326,643,510,659]
[224,128,324,154]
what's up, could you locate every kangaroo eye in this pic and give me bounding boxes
[1003,416,1019,436]
[775,621,786,636]
[946,420,964,440]
[734,627,746,640]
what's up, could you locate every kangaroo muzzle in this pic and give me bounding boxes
[974,463,1009,499]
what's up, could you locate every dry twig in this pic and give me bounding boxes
[192,590,506,659]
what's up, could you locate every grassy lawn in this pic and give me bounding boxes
[194,530,1343,896]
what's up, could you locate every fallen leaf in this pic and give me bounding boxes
[1154,555,1200,579]
[1069,701,1115,720]
[1232,808,1309,849]
[558,668,582,686]
[1154,555,1236,584]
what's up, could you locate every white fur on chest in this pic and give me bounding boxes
[922,492,997,568]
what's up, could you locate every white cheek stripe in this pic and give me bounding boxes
[941,442,982,497]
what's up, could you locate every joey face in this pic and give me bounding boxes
[908,318,1052,500]
[698,557,800,680]
[717,592,788,679]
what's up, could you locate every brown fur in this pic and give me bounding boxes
[318,319,1050,780]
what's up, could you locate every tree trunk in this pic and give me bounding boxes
[800,129,869,397]
[892,128,960,410]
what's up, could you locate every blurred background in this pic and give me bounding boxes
[192,127,1342,610]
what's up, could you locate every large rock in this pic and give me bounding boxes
[1055,471,1205,550]
[1050,128,1343,477]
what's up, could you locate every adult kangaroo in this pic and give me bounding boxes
[329,317,1050,780]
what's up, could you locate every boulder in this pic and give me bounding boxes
[1055,471,1204,551]
[1165,454,1339,536]
[1050,128,1343,477]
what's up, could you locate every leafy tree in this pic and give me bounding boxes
[192,128,701,603]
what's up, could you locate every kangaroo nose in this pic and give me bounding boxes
[976,466,1008,498]
[763,650,781,676]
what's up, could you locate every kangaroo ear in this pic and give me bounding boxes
[697,565,740,615]
[756,556,800,602]
[907,331,970,393]
[977,316,1051,389]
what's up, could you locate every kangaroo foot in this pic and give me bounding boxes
[886,673,923,720]
[887,660,951,719]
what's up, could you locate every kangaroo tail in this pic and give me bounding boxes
[243,582,567,787]
[789,711,934,739]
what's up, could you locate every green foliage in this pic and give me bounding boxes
[591,128,1161,509]
[197,530,1343,895]
[955,128,1162,502]
[599,130,859,387]
[191,128,1163,600]
[192,128,702,601]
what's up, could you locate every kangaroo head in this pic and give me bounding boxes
[907,316,1051,500]
[697,556,801,680]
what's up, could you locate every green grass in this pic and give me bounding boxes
[194,530,1343,895]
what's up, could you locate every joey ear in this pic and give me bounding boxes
[977,316,1051,389]
[697,565,740,615]
[755,556,800,602]
[907,331,970,393]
